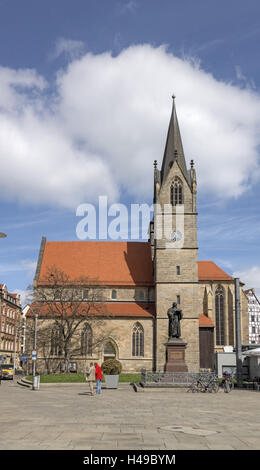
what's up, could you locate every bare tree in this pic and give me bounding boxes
[25,266,114,373]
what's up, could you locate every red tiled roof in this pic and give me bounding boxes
[38,241,154,287]
[26,302,155,318]
[244,289,254,295]
[198,261,233,281]
[199,315,214,327]
[36,240,236,286]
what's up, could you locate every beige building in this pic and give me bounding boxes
[26,99,249,373]
[0,283,22,365]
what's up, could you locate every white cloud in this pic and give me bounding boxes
[233,266,260,298]
[13,289,30,307]
[0,66,46,111]
[0,44,260,208]
[0,259,36,276]
[51,37,85,60]
[116,0,138,15]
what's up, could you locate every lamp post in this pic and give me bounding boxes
[235,278,243,388]
[14,327,20,373]
[13,323,25,373]
[32,313,38,390]
[0,233,7,238]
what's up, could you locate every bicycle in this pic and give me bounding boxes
[187,373,219,393]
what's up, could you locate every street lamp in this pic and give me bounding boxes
[0,233,7,238]
[14,324,25,373]
[32,312,38,390]
[26,305,39,390]
[235,278,243,388]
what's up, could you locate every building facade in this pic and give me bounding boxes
[26,99,249,373]
[0,283,22,365]
[245,289,260,344]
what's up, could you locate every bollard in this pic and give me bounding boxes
[32,375,40,390]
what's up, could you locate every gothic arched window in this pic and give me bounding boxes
[215,286,225,345]
[170,178,183,206]
[111,289,117,300]
[132,322,144,357]
[50,326,62,356]
[104,341,116,357]
[81,323,93,356]
[139,290,145,301]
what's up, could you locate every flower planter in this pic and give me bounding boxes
[104,374,119,389]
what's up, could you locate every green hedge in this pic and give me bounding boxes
[101,359,122,375]
[26,373,141,383]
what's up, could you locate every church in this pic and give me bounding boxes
[30,98,249,373]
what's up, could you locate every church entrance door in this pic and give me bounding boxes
[199,327,214,369]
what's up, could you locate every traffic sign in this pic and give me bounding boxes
[32,351,37,361]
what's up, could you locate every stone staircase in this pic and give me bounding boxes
[17,377,31,389]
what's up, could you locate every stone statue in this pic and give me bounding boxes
[167,302,183,339]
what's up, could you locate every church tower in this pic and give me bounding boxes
[153,96,199,372]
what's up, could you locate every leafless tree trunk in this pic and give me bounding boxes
[25,266,114,374]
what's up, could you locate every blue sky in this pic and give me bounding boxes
[0,0,260,302]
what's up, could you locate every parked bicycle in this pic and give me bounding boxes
[187,373,219,393]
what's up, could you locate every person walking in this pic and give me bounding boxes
[95,362,102,394]
[86,362,95,396]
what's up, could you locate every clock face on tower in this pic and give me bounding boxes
[171,230,182,242]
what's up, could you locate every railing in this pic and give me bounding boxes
[141,369,216,385]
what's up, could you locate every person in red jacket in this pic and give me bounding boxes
[94,362,102,394]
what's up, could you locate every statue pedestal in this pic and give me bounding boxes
[165,338,188,372]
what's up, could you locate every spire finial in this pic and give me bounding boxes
[190,159,194,169]
[154,160,157,169]
[172,94,176,100]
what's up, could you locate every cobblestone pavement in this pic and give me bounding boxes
[0,378,260,450]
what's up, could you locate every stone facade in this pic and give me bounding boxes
[36,286,155,303]
[0,284,22,364]
[153,147,199,372]
[26,315,154,374]
[199,281,249,351]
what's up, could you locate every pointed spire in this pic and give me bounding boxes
[161,95,189,185]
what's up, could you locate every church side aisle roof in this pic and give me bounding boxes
[26,301,155,318]
[198,261,234,281]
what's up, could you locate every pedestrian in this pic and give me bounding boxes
[94,362,102,394]
[85,362,95,396]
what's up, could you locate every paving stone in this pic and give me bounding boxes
[175,443,210,450]
[1,380,260,450]
[102,433,141,440]
[43,441,75,450]
[69,441,98,450]
[208,444,236,450]
[56,431,103,440]
[117,442,146,449]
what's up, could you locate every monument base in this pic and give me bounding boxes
[165,338,188,372]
